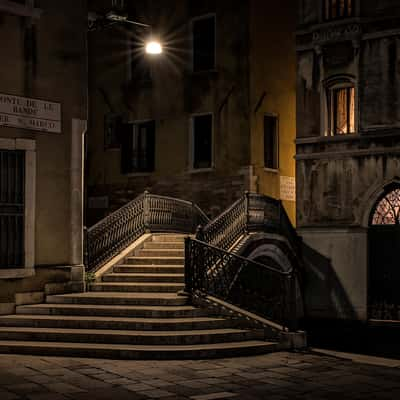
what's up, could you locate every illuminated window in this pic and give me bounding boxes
[327,84,355,135]
[371,188,400,225]
[324,0,354,20]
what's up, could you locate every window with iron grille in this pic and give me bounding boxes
[324,0,354,21]
[0,150,25,268]
[264,115,278,170]
[121,120,155,173]
[192,15,216,72]
[192,114,213,169]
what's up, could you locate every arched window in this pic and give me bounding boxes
[370,188,400,225]
[324,76,356,136]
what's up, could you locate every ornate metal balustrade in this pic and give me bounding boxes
[198,196,247,250]
[197,192,301,254]
[86,191,209,272]
[185,238,298,331]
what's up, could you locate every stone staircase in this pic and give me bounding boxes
[0,234,278,359]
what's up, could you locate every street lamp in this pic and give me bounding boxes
[88,10,163,55]
[145,41,162,55]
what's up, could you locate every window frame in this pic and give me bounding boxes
[0,138,35,279]
[323,0,355,22]
[189,113,214,172]
[190,13,217,73]
[322,75,358,137]
[120,119,156,175]
[263,113,279,172]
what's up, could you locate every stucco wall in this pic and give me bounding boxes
[249,0,297,224]
[0,1,87,267]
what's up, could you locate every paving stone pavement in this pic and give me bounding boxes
[0,351,400,399]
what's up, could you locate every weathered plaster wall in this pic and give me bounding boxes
[0,1,87,267]
[88,0,300,226]
[296,0,400,322]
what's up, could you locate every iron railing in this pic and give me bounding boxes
[86,191,208,271]
[185,238,298,331]
[197,196,247,250]
[197,192,300,253]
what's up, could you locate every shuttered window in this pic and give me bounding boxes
[121,121,155,173]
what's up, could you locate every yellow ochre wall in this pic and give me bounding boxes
[249,0,297,225]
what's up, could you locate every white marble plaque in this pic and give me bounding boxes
[280,176,296,202]
[0,93,61,133]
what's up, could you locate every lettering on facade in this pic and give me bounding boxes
[0,93,61,133]
[280,176,296,202]
[312,24,361,45]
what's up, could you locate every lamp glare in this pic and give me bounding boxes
[145,41,162,54]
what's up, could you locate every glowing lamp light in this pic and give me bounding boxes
[145,41,162,55]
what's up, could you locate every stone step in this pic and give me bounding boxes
[152,235,186,242]
[144,242,185,250]
[0,315,230,331]
[46,292,189,306]
[16,304,206,318]
[102,273,184,284]
[0,327,263,345]
[90,282,184,293]
[113,265,184,274]
[136,249,184,257]
[125,256,184,265]
[0,340,277,360]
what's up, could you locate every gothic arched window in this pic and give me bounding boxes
[370,188,400,225]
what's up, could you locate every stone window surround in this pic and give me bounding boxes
[321,74,358,137]
[0,137,36,279]
[188,112,215,173]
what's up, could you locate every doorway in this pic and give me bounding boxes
[368,186,400,320]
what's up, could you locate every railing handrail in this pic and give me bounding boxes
[86,191,209,271]
[203,196,244,231]
[191,238,293,276]
[88,194,144,233]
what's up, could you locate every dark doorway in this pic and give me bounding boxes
[368,186,400,320]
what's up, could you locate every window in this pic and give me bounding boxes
[104,114,122,150]
[192,114,213,169]
[327,85,355,135]
[264,115,278,170]
[121,121,155,173]
[324,0,354,21]
[192,15,216,72]
[371,188,400,225]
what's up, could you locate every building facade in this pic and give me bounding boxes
[296,0,400,326]
[86,0,297,225]
[0,0,87,311]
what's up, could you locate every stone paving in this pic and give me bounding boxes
[0,351,400,399]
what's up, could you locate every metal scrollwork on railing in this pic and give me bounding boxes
[185,238,298,331]
[86,192,209,272]
[199,196,247,250]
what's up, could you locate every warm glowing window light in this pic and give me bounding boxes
[145,41,162,55]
